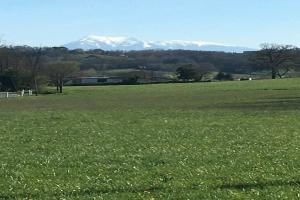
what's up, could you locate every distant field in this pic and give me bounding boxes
[0,79,300,199]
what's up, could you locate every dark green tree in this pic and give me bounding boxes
[176,65,198,81]
[214,72,234,81]
[176,63,215,82]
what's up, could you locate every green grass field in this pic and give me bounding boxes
[0,79,300,199]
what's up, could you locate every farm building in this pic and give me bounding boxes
[65,76,124,85]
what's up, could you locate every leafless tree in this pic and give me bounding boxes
[253,43,297,79]
[47,61,79,93]
[18,47,45,95]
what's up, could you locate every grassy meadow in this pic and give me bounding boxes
[0,79,300,199]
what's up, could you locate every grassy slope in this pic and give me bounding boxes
[0,79,300,199]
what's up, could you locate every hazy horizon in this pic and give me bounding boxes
[1,0,300,48]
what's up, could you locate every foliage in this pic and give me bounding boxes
[176,65,198,81]
[215,72,234,81]
[0,46,47,92]
[176,63,215,81]
[124,75,139,84]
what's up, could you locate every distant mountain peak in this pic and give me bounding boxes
[64,35,255,53]
[81,35,130,44]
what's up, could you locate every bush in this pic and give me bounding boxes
[176,65,198,81]
[123,76,139,84]
[215,72,234,81]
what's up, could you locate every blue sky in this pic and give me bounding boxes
[1,0,300,48]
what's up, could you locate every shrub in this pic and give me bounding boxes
[215,72,234,81]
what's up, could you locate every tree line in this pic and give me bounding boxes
[1,43,300,93]
[0,46,78,93]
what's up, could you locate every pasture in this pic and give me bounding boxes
[0,79,300,199]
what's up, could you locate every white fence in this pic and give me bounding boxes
[0,90,33,98]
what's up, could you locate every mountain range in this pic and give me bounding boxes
[64,35,255,53]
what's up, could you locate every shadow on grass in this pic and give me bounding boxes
[256,88,290,91]
[221,99,300,110]
[4,186,166,199]
[266,96,300,100]
[61,186,164,196]
[4,180,300,199]
[2,184,204,199]
[217,180,300,190]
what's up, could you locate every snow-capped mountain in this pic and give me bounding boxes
[64,35,254,53]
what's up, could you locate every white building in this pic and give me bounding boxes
[65,77,124,85]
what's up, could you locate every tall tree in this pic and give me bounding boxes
[252,44,297,79]
[0,47,27,91]
[0,47,9,74]
[20,47,45,95]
